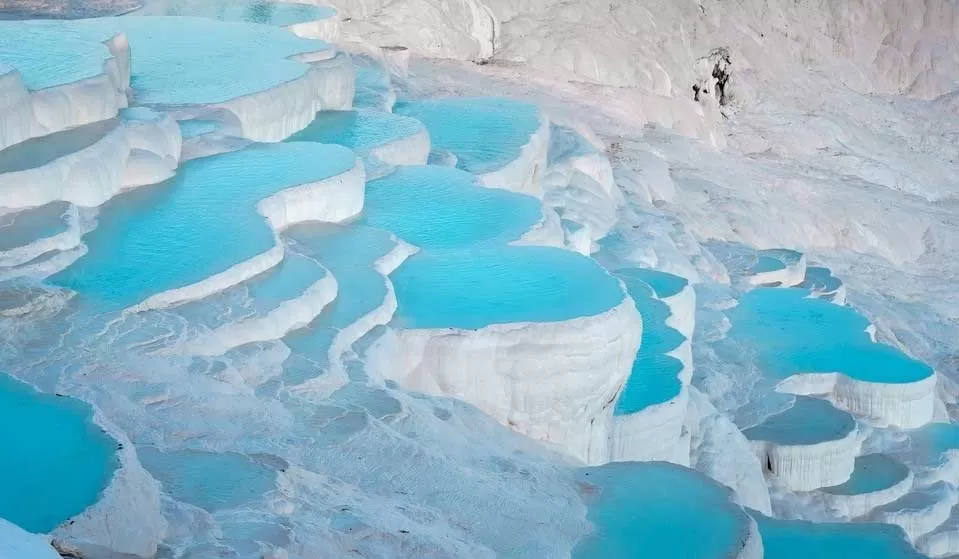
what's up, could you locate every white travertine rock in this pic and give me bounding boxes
[611,386,689,465]
[686,387,773,514]
[210,52,355,143]
[0,519,60,559]
[52,411,166,558]
[777,372,938,429]
[478,115,550,199]
[0,33,130,153]
[867,482,958,543]
[178,272,338,357]
[750,427,863,492]
[368,296,642,465]
[748,253,807,287]
[0,112,181,210]
[368,127,431,166]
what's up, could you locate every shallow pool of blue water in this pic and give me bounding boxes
[83,17,327,104]
[728,287,932,384]
[287,110,423,153]
[613,269,686,415]
[743,396,855,445]
[0,373,118,533]
[823,454,909,496]
[363,166,543,250]
[755,514,921,559]
[138,447,275,512]
[392,246,624,330]
[394,97,540,175]
[52,143,355,309]
[573,462,752,559]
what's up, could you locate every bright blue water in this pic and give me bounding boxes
[177,119,219,139]
[362,166,543,250]
[52,143,355,310]
[286,110,423,152]
[280,224,398,378]
[0,21,119,89]
[728,287,932,384]
[755,514,922,559]
[743,396,855,445]
[0,373,118,533]
[392,246,624,330]
[0,203,70,251]
[132,0,335,27]
[823,454,909,495]
[0,118,119,174]
[613,269,686,415]
[908,422,959,468]
[71,17,329,104]
[573,462,752,559]
[752,255,786,274]
[619,267,688,299]
[615,353,685,415]
[394,97,541,175]
[138,447,275,512]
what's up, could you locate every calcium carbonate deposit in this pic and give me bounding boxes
[1,0,958,557]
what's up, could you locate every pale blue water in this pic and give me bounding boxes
[363,166,543,249]
[728,287,932,384]
[755,514,922,559]
[752,255,786,274]
[0,118,119,173]
[573,462,753,559]
[392,246,624,330]
[138,447,276,512]
[132,0,335,27]
[178,119,219,139]
[823,454,909,496]
[743,396,855,445]
[0,372,118,533]
[393,97,541,175]
[286,110,423,152]
[0,21,119,89]
[72,17,329,104]
[613,269,686,415]
[52,143,355,310]
[620,267,688,299]
[280,224,398,380]
[0,203,70,251]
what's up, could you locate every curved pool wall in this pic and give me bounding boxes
[371,246,640,464]
[754,513,923,559]
[744,396,861,491]
[0,372,118,534]
[610,268,690,464]
[394,97,549,197]
[573,462,762,559]
[286,109,429,166]
[821,454,914,518]
[279,223,412,390]
[0,109,181,210]
[727,286,935,427]
[52,142,361,311]
[362,166,547,251]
